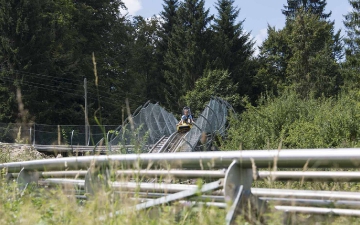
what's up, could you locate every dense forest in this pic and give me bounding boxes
[1,0,360,148]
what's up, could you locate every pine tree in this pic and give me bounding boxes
[164,0,212,111]
[255,25,291,96]
[211,0,255,103]
[0,0,131,125]
[282,0,331,19]
[128,16,162,104]
[343,0,360,90]
[159,0,179,53]
[0,0,81,124]
[156,0,179,106]
[257,9,342,98]
[286,10,341,97]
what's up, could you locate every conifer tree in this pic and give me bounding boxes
[164,0,212,111]
[159,0,179,53]
[211,0,255,102]
[343,0,360,90]
[282,0,331,19]
[257,9,342,98]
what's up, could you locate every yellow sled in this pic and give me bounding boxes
[176,122,192,133]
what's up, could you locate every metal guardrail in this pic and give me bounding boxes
[0,143,141,154]
[3,149,360,224]
[3,148,360,172]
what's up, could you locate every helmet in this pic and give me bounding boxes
[182,106,191,115]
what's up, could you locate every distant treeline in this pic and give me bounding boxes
[0,0,360,128]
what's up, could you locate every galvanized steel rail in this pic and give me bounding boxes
[3,148,360,172]
[4,148,360,224]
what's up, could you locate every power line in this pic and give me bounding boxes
[0,77,133,108]
[0,68,115,89]
[0,68,82,83]
[0,73,145,101]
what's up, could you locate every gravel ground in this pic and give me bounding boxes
[0,143,48,163]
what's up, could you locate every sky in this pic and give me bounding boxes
[123,0,351,54]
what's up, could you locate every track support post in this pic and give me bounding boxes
[224,160,266,225]
[85,166,111,194]
[17,168,40,193]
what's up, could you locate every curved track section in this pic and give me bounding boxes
[104,97,232,154]
[106,102,178,152]
[177,97,233,152]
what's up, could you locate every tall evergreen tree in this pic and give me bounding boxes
[343,0,360,90]
[155,0,179,105]
[211,0,255,103]
[164,0,212,111]
[159,0,179,54]
[127,16,162,105]
[286,10,341,97]
[257,9,342,98]
[255,25,291,96]
[0,0,130,125]
[0,0,81,124]
[282,0,331,19]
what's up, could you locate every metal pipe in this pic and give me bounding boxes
[261,197,360,208]
[274,205,360,216]
[115,191,225,202]
[39,178,85,187]
[36,178,360,202]
[4,149,360,172]
[128,198,226,208]
[38,179,201,193]
[116,169,226,178]
[132,180,223,212]
[177,200,227,208]
[252,188,360,201]
[10,170,87,178]
[12,169,360,182]
[258,171,360,182]
[112,182,199,193]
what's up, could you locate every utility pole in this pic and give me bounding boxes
[84,78,89,146]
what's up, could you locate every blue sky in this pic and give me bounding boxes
[123,0,351,52]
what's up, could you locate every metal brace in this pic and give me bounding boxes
[17,167,40,193]
[84,166,111,194]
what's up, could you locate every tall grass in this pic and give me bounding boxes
[223,91,360,150]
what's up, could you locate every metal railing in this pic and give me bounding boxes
[3,149,360,224]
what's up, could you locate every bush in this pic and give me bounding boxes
[223,91,360,150]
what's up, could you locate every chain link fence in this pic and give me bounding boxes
[108,98,233,152]
[109,102,178,148]
[0,123,118,146]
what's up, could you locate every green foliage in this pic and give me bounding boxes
[127,16,163,104]
[342,0,360,92]
[164,0,213,111]
[257,9,342,98]
[286,10,342,97]
[211,0,256,107]
[255,25,291,96]
[184,69,240,114]
[282,0,331,19]
[224,91,360,150]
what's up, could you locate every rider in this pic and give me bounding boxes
[179,106,194,124]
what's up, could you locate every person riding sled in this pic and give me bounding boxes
[178,106,194,125]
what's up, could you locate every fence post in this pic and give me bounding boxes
[33,124,36,146]
[58,125,61,145]
[71,130,74,152]
[29,126,32,145]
